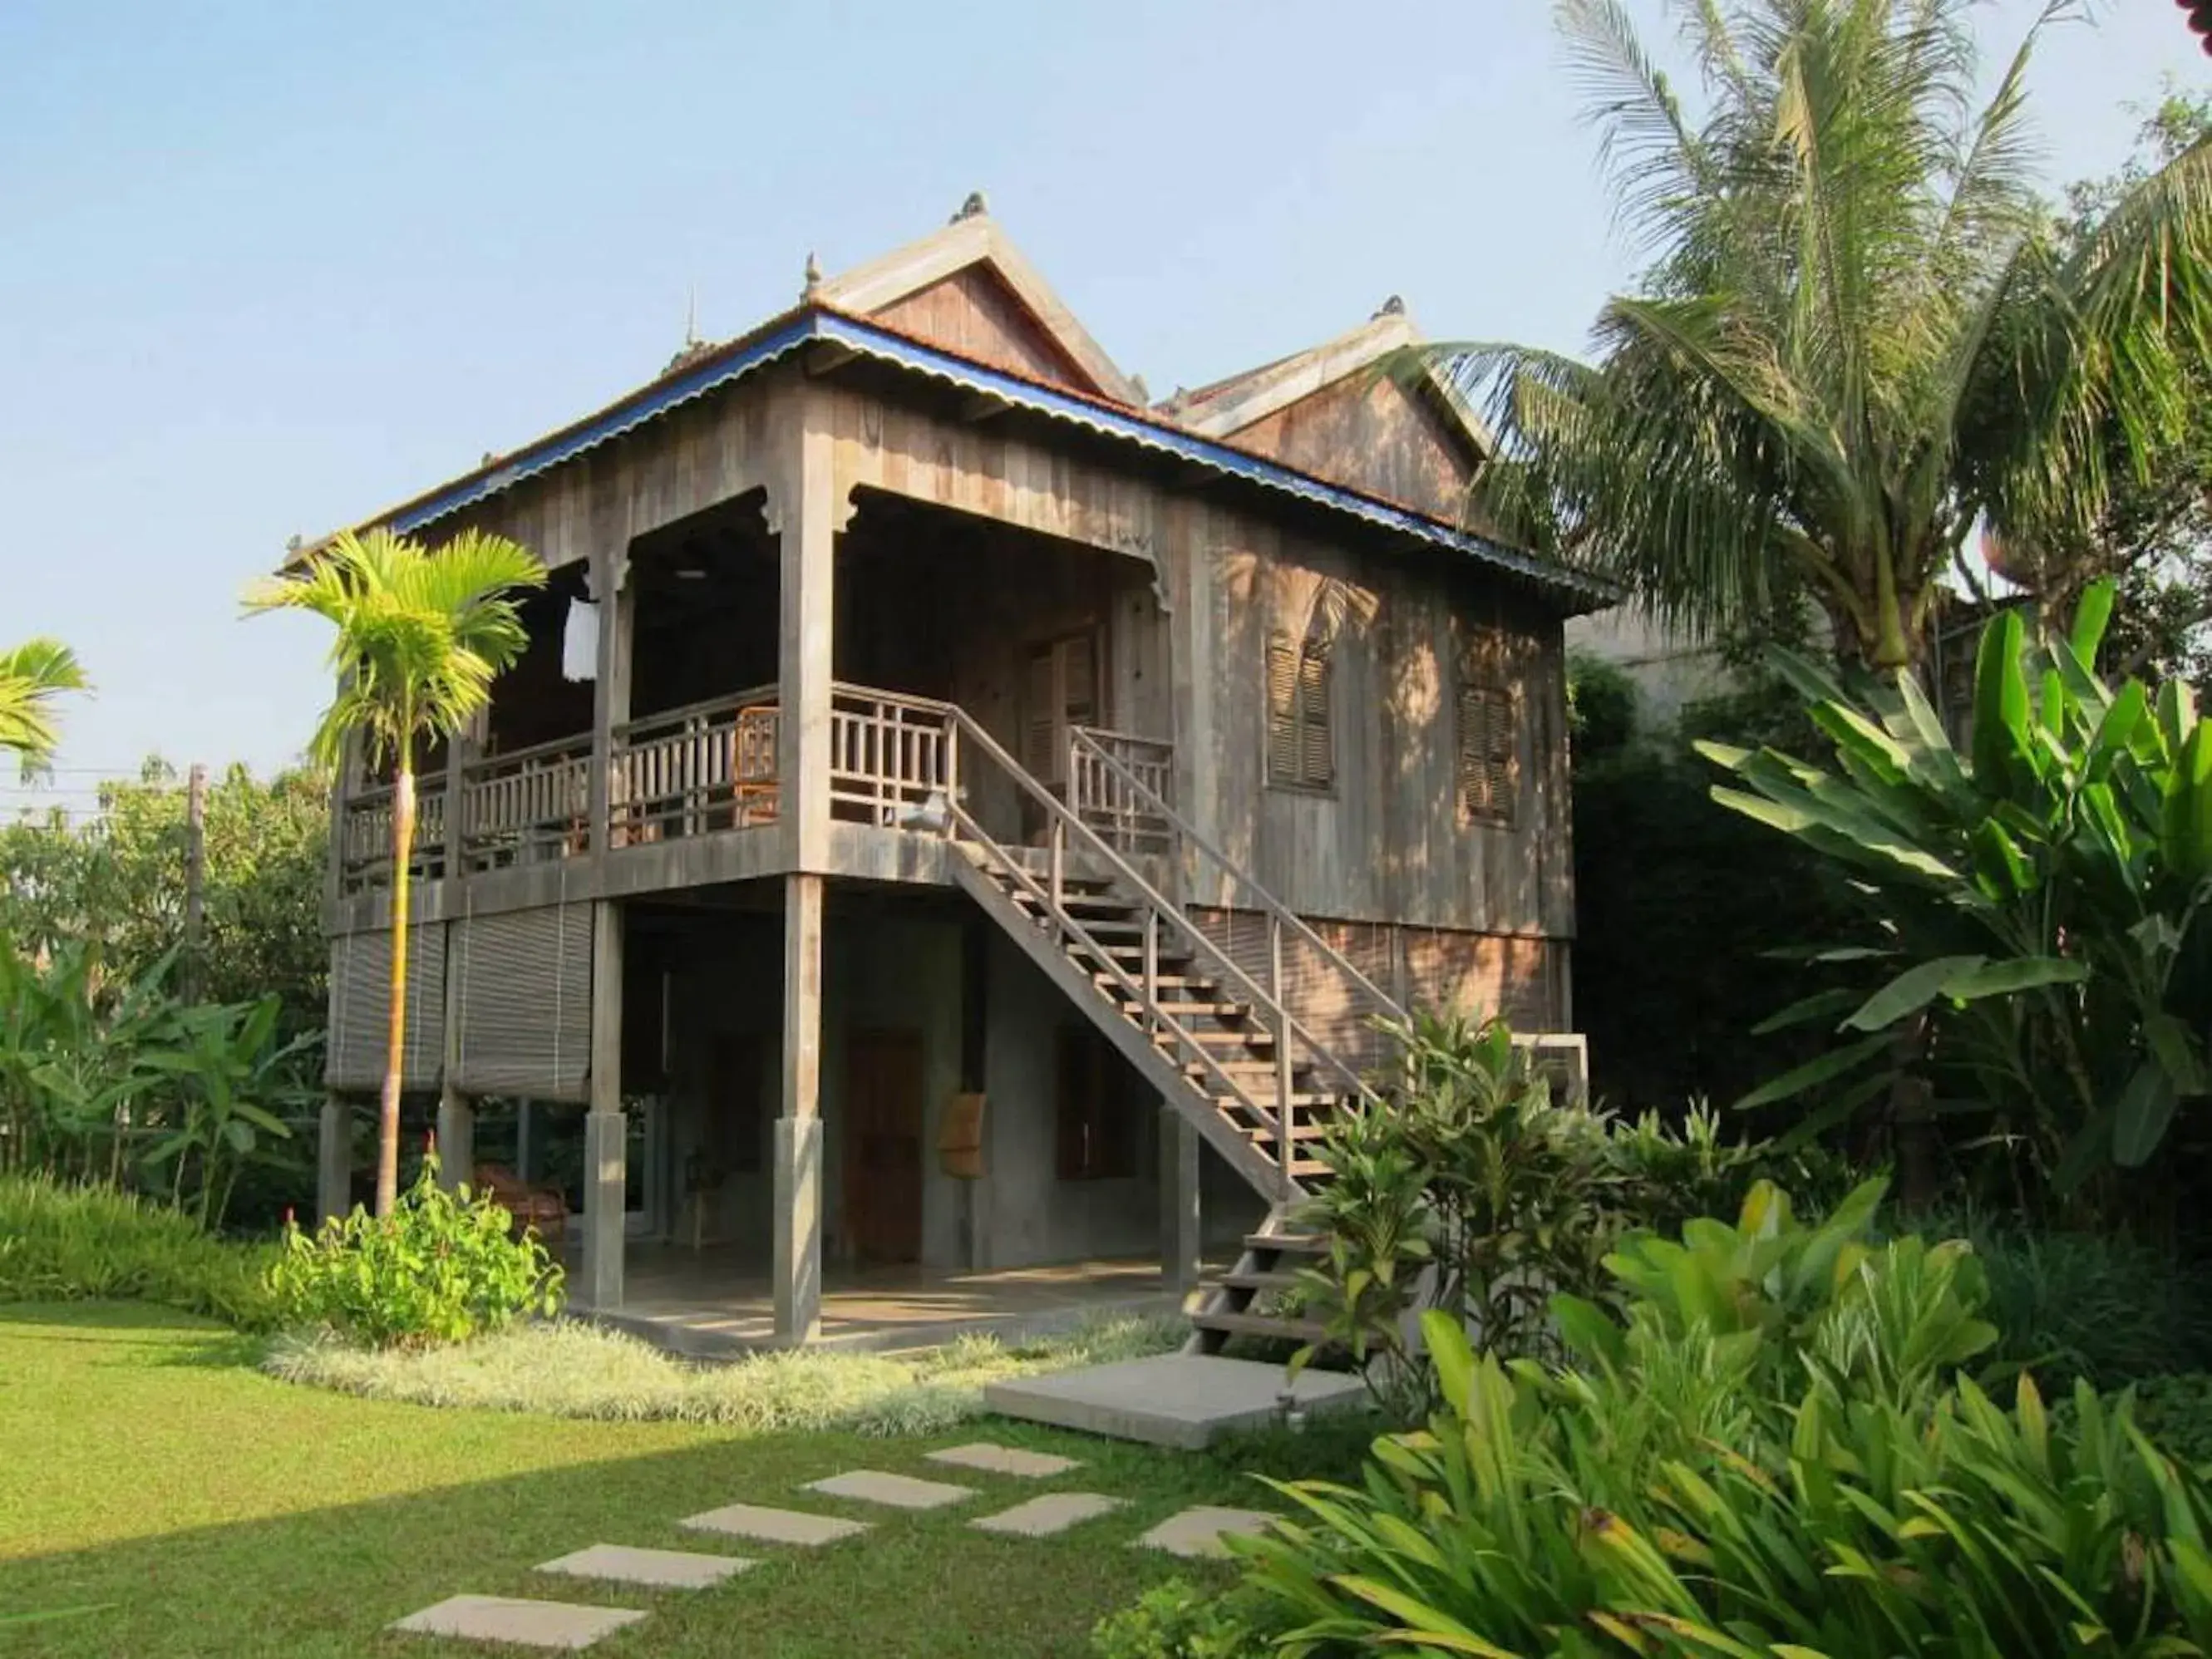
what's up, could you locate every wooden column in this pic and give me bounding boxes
[316,1095,352,1225]
[581,898,626,1310]
[435,928,470,1191]
[772,385,842,875]
[774,870,825,1341]
[587,546,634,860]
[1159,1100,1202,1295]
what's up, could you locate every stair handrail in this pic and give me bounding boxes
[1067,726,1408,1026]
[935,702,1385,1121]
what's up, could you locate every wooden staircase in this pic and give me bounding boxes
[930,706,1407,1351]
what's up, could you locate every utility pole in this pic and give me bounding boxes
[183,762,206,1003]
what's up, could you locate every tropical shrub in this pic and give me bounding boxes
[270,1154,563,1348]
[1703,581,2212,1208]
[1292,1014,1614,1417]
[1091,1578,1286,1659]
[2121,1373,2212,1470]
[1241,1185,2212,1657]
[0,1174,279,1329]
[1600,1098,1859,1237]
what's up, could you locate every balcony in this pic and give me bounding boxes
[336,682,1173,899]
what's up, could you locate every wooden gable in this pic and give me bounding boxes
[1229,372,1479,526]
[868,263,1097,393]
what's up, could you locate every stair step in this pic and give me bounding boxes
[1190,1058,1313,1079]
[1212,1091,1338,1111]
[1160,1027,1275,1051]
[1236,1120,1331,1141]
[1092,972,1214,993]
[1189,1309,1330,1344]
[1142,1000,1252,1021]
[1212,1268,1304,1293]
[1244,1232,1329,1256]
[1010,890,1138,919]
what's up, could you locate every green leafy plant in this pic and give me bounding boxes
[271,1151,564,1348]
[1292,1013,1615,1419]
[0,1174,280,1329]
[1091,1578,1283,1659]
[1240,1192,2212,1657]
[137,994,314,1229]
[1704,581,2212,1201]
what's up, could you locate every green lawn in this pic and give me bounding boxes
[0,1302,1268,1657]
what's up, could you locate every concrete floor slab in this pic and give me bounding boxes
[1139,1506,1280,1560]
[536,1543,755,1589]
[678,1503,870,1546]
[805,1469,975,1509]
[983,1352,1368,1450]
[970,1493,1123,1538]
[389,1594,646,1649]
[926,1442,1081,1479]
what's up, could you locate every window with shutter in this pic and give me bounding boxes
[1265,633,1334,790]
[1456,676,1519,826]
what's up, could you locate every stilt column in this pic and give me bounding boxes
[435,1088,474,1193]
[317,1095,353,1225]
[775,871,825,1341]
[582,898,626,1310]
[1159,1103,1202,1294]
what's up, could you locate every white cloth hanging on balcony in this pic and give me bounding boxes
[561,598,599,682]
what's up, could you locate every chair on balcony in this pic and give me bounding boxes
[733,703,781,827]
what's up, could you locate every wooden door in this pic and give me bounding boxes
[843,1030,924,1264]
[1023,632,1101,789]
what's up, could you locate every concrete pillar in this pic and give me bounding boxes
[317,1095,353,1225]
[775,871,825,1341]
[1159,1103,1202,1294]
[435,1089,474,1193]
[581,899,626,1309]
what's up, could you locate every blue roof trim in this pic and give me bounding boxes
[386,309,1608,603]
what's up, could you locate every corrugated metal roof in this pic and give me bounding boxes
[366,305,1613,608]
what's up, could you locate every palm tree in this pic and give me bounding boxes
[0,638,89,769]
[245,528,544,1216]
[1433,0,2212,670]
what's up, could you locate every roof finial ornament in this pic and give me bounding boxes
[951,190,988,224]
[801,251,822,298]
[1374,294,1407,318]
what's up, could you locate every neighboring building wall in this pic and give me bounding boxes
[1564,605,1728,732]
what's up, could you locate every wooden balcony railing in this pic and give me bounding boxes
[339,781,447,893]
[461,733,594,873]
[333,682,1173,892]
[1068,726,1173,854]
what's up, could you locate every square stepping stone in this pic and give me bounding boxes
[390,1594,646,1650]
[927,1442,1081,1479]
[1138,1505,1280,1559]
[678,1502,870,1547]
[805,1469,975,1510]
[971,1492,1124,1538]
[537,1543,755,1589]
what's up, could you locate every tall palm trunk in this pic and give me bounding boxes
[378,728,414,1218]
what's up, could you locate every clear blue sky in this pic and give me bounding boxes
[2,1,2204,797]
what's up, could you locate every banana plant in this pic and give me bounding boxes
[138,994,313,1228]
[1699,579,2212,1190]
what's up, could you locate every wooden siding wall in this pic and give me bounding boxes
[866,267,1095,394]
[1228,376,1477,526]
[1194,909,1567,1071]
[1170,502,1574,939]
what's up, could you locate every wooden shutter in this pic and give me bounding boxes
[1298,644,1333,787]
[1024,647,1058,778]
[1266,635,1299,784]
[1267,633,1333,789]
[449,903,593,1101]
[1457,680,1518,825]
[324,924,446,1091]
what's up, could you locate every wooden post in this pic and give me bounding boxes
[773,383,841,874]
[436,919,469,1192]
[775,871,825,1341]
[182,762,206,1003]
[581,898,626,1310]
[316,1095,352,1225]
[587,548,633,859]
[1159,1101,1201,1295]
[445,712,475,880]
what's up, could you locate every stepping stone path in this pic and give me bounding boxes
[928,1442,1081,1478]
[971,1492,1123,1537]
[537,1543,756,1589]
[391,1594,646,1651]
[679,1501,871,1546]
[390,1440,1278,1648]
[804,1469,976,1510]
[1139,1505,1281,1559]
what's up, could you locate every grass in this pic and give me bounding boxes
[262,1312,1183,1435]
[0,1302,1298,1657]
